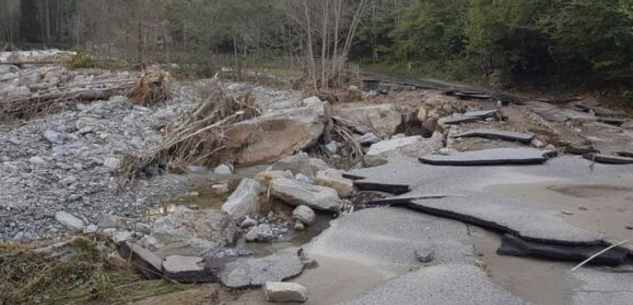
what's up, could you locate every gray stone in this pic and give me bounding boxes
[335,265,531,305]
[162,255,214,283]
[366,134,443,167]
[112,230,132,244]
[270,153,314,177]
[452,129,535,143]
[293,205,316,226]
[151,206,237,249]
[334,104,402,137]
[245,224,275,242]
[325,141,339,153]
[414,248,436,263]
[419,148,555,166]
[314,169,354,198]
[83,224,98,234]
[357,132,381,146]
[43,129,66,144]
[240,217,258,228]
[270,178,344,212]
[309,158,330,174]
[99,215,134,230]
[29,156,48,168]
[264,282,309,303]
[55,211,85,232]
[255,170,294,187]
[221,178,262,219]
[219,247,305,289]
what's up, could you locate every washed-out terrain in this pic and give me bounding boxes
[1,50,633,305]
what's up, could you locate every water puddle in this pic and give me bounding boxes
[472,228,580,305]
[486,177,633,241]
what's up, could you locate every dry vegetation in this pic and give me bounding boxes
[119,77,260,187]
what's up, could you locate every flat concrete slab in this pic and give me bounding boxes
[305,207,473,266]
[573,268,633,305]
[452,129,535,143]
[419,148,555,166]
[335,264,532,305]
[218,247,305,289]
[406,191,604,245]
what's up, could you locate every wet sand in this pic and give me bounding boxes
[486,177,633,241]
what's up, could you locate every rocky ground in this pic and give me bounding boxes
[1,50,633,305]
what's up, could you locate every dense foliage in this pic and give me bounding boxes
[354,0,633,87]
[2,0,633,87]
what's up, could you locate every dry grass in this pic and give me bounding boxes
[0,239,180,305]
[126,68,171,106]
[119,77,260,187]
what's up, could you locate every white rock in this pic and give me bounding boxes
[314,169,354,198]
[103,157,120,170]
[270,178,343,212]
[292,205,316,226]
[43,129,66,144]
[264,282,308,303]
[212,183,230,194]
[29,156,48,168]
[213,164,234,175]
[240,217,258,228]
[55,211,85,232]
[221,178,262,219]
[83,224,98,234]
[325,141,339,153]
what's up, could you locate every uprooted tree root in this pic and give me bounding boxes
[119,77,260,188]
[126,68,171,106]
[0,238,181,305]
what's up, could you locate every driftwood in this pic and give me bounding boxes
[0,86,131,120]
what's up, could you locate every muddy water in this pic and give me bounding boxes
[486,177,633,241]
[476,177,633,305]
[472,228,579,305]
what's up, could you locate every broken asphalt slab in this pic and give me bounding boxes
[419,148,556,166]
[498,234,631,266]
[218,247,305,289]
[305,207,474,266]
[334,264,532,305]
[443,109,501,125]
[584,153,633,165]
[452,129,535,143]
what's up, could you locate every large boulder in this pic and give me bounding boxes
[314,169,354,198]
[151,206,237,249]
[334,104,402,137]
[270,178,344,212]
[225,97,329,165]
[365,134,444,166]
[221,178,262,219]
